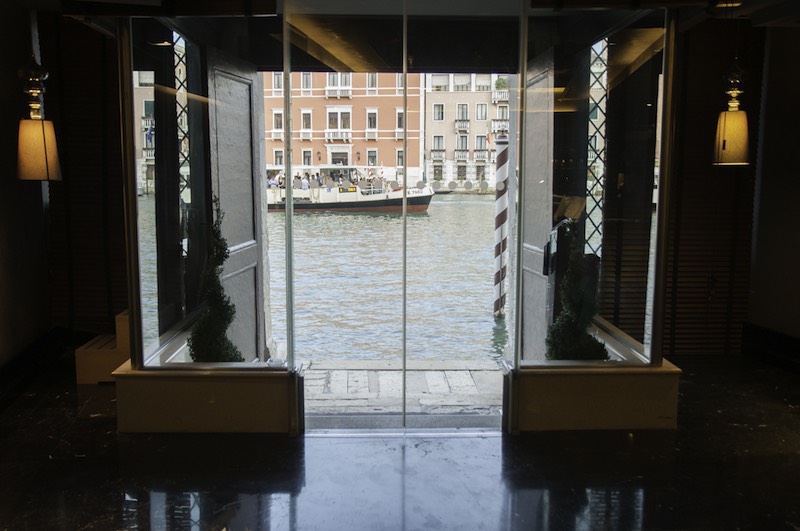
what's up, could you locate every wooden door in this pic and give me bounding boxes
[207,49,266,361]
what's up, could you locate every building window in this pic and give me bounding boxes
[457,103,469,120]
[327,72,339,88]
[366,110,378,140]
[476,103,487,121]
[432,74,449,92]
[273,72,282,93]
[367,149,377,166]
[476,165,486,181]
[396,73,404,94]
[433,135,444,150]
[433,165,443,179]
[326,108,352,141]
[454,73,471,91]
[328,110,351,129]
[457,165,467,179]
[433,103,444,121]
[475,74,491,91]
[299,110,312,140]
[144,99,154,117]
[301,72,312,95]
[273,111,283,130]
[275,149,284,165]
[475,135,487,150]
[457,135,468,150]
[367,73,378,94]
[303,149,312,166]
[326,73,352,97]
[144,126,155,149]
[498,104,509,120]
[397,149,405,167]
[589,102,599,120]
[396,110,404,130]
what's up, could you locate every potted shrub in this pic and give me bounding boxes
[187,198,244,362]
[545,219,608,360]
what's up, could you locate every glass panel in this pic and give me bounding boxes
[131,16,278,369]
[519,9,666,365]
[282,0,406,427]
[407,7,519,426]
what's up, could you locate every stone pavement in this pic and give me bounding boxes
[302,359,504,416]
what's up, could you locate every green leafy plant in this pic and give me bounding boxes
[495,76,508,90]
[188,198,244,362]
[545,220,608,360]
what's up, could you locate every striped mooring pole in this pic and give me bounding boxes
[493,133,509,318]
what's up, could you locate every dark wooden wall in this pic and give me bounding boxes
[661,19,761,356]
[42,16,129,335]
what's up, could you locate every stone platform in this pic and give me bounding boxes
[302,359,504,418]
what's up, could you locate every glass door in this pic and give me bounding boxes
[279,0,520,430]
[281,0,407,429]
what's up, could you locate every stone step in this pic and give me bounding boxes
[306,359,502,371]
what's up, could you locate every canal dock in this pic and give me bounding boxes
[303,359,504,426]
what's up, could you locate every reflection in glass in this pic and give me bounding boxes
[521,10,666,364]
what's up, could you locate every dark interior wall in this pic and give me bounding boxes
[40,15,129,334]
[748,28,800,342]
[662,18,761,356]
[0,3,52,368]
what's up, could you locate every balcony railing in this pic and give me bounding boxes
[325,130,352,142]
[491,119,510,133]
[271,130,284,141]
[474,149,488,161]
[490,149,497,162]
[142,117,155,130]
[431,149,445,161]
[143,147,155,159]
[455,119,470,132]
[492,89,509,103]
[454,149,469,161]
[366,129,378,140]
[325,87,352,98]
[299,130,312,140]
[395,129,404,140]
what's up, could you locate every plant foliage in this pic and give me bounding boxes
[188,198,244,363]
[545,220,608,360]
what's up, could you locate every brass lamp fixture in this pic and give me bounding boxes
[713,66,749,166]
[17,57,62,181]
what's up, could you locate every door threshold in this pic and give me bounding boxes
[305,413,502,431]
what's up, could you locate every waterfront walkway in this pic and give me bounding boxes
[303,359,504,422]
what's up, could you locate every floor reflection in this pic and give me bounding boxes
[111,433,655,530]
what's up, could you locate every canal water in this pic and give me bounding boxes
[138,193,506,364]
[267,193,506,364]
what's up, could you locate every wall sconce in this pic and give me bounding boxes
[17,58,61,181]
[316,151,321,161]
[712,68,749,166]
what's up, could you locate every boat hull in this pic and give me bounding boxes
[267,193,432,213]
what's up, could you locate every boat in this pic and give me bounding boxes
[266,166,435,213]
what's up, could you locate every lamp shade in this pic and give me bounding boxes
[17,119,62,181]
[713,109,749,166]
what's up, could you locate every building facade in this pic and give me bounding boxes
[423,73,510,190]
[263,72,423,185]
[133,71,154,195]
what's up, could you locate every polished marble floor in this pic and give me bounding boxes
[1,333,799,530]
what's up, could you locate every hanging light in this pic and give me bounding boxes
[713,67,749,166]
[17,57,62,181]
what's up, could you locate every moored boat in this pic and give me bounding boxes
[266,166,434,213]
